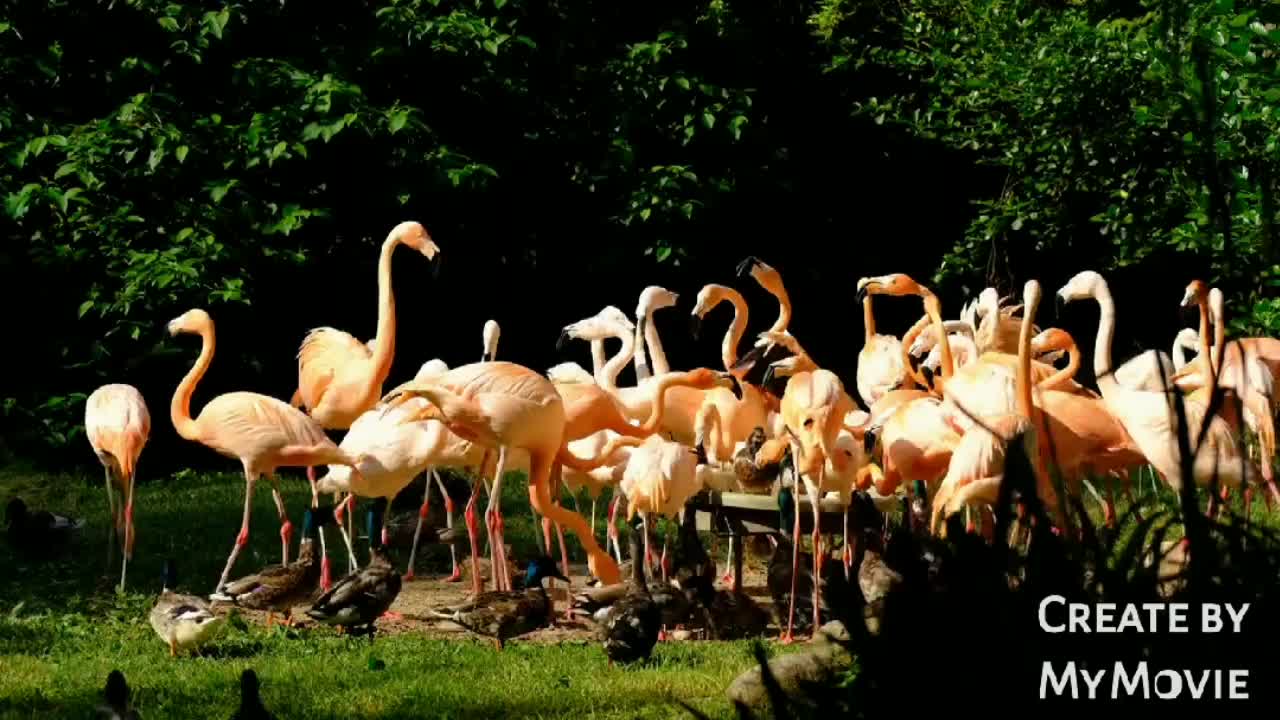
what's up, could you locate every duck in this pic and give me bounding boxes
[431,555,567,650]
[150,559,225,657]
[96,670,140,719]
[230,669,276,720]
[5,497,84,554]
[692,580,771,640]
[214,506,332,626]
[600,522,661,664]
[305,542,402,637]
[734,427,789,493]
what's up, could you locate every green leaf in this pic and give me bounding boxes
[1264,88,1280,103]
[484,39,500,55]
[78,300,94,319]
[205,9,230,40]
[388,109,409,134]
[701,112,715,129]
[175,227,195,243]
[656,246,671,261]
[675,77,691,91]
[495,0,508,7]
[147,147,165,172]
[158,17,179,32]
[209,180,237,203]
[175,145,189,163]
[27,137,48,157]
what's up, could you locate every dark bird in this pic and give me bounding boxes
[431,555,567,650]
[600,520,661,664]
[230,669,276,720]
[96,669,140,719]
[305,539,402,638]
[733,427,790,493]
[5,497,84,554]
[214,507,332,626]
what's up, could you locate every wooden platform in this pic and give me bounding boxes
[686,489,856,592]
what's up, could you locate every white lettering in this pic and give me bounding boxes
[1154,670,1183,699]
[1041,661,1077,698]
[1184,669,1210,699]
[1229,670,1249,699]
[1114,661,1149,698]
[1117,604,1141,632]
[1225,603,1249,632]
[1039,595,1065,633]
[1069,603,1091,633]
[1080,666,1106,698]
[1202,603,1223,632]
[1095,603,1115,632]
[1168,603,1188,632]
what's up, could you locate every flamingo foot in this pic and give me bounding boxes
[720,571,734,587]
[446,566,463,583]
[403,570,416,582]
[778,631,795,645]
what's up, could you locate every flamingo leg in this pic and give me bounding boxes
[121,476,135,592]
[435,470,462,582]
[102,466,117,577]
[842,503,852,581]
[308,467,332,591]
[486,448,509,592]
[607,496,622,563]
[406,469,432,581]
[217,471,256,593]
[781,482,800,645]
[590,496,598,540]
[809,481,823,634]
[465,477,483,596]
[642,513,652,588]
[268,476,292,566]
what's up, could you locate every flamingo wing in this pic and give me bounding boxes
[85,384,151,479]
[297,327,371,408]
[195,392,331,461]
[857,335,905,407]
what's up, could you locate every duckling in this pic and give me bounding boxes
[306,543,402,638]
[96,670,140,719]
[6,497,84,555]
[600,520,661,664]
[150,559,224,657]
[230,669,276,720]
[432,555,567,650]
[215,506,332,626]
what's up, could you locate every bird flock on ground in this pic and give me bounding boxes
[14,219,1279,671]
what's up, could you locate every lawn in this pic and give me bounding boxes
[0,465,792,720]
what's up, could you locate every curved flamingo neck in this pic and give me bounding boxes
[1038,338,1081,390]
[695,402,732,462]
[1017,295,1038,419]
[600,326,636,390]
[635,371,716,434]
[1088,279,1118,393]
[171,322,214,441]
[1210,290,1225,373]
[590,340,607,379]
[765,283,791,334]
[643,310,671,376]
[1196,295,1213,375]
[899,314,932,390]
[369,233,404,385]
[921,292,954,390]
[862,297,876,344]
[715,288,750,372]
[1172,335,1189,370]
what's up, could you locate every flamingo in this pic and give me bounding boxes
[1056,271,1263,512]
[857,290,908,408]
[633,286,679,382]
[291,221,440,429]
[774,368,879,639]
[1171,328,1201,371]
[382,363,742,593]
[166,309,366,594]
[618,434,700,583]
[84,384,150,591]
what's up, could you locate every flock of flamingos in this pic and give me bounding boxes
[80,219,1280,644]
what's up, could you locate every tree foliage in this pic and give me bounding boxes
[815,0,1280,333]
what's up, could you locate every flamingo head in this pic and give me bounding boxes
[166,308,212,336]
[686,368,744,400]
[1055,271,1103,308]
[736,256,784,294]
[1181,279,1208,308]
[391,221,440,261]
[637,286,679,320]
[856,273,925,302]
[690,284,731,339]
[1030,328,1073,356]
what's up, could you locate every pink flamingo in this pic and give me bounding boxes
[84,384,151,591]
[167,309,366,593]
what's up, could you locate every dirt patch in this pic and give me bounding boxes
[223,556,781,643]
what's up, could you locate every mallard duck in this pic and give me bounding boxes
[601,521,661,664]
[96,670,140,719]
[432,555,567,650]
[5,497,84,554]
[150,559,224,657]
[305,544,402,637]
[214,507,332,626]
[230,669,276,720]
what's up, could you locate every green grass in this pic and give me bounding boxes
[0,466,782,720]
